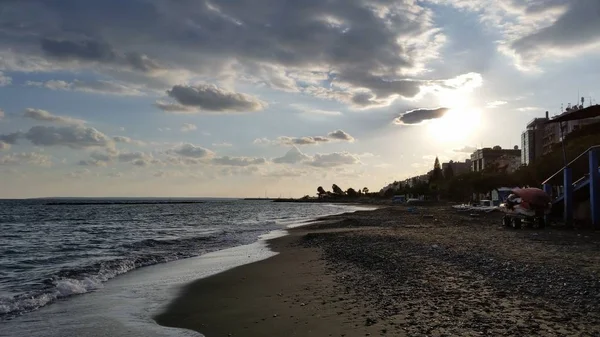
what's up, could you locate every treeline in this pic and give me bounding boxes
[316,184,370,199]
[384,122,600,202]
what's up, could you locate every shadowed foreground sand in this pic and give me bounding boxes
[156,207,600,336]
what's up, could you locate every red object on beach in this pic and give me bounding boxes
[511,188,551,208]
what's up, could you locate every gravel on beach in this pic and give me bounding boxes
[301,206,600,336]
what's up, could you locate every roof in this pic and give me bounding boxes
[546,105,600,124]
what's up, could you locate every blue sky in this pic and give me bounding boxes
[1,0,599,198]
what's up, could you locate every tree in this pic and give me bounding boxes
[317,186,326,198]
[430,156,443,183]
[332,184,344,196]
[443,163,454,180]
[362,187,369,195]
[346,188,358,198]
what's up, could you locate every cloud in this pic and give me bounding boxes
[0,142,10,150]
[0,0,452,108]
[158,84,267,113]
[212,156,266,167]
[454,146,477,153]
[0,152,52,167]
[26,79,143,96]
[0,72,11,86]
[517,106,541,112]
[180,123,198,133]
[486,101,508,109]
[117,151,151,163]
[23,108,85,125]
[212,142,233,147]
[171,143,215,159]
[23,125,112,149]
[112,136,146,146]
[309,152,361,167]
[327,130,355,142]
[40,37,164,74]
[433,1,600,70]
[278,136,330,146]
[0,109,4,120]
[509,1,600,67]
[77,159,107,167]
[394,107,449,125]
[273,146,312,164]
[259,130,356,146]
[0,132,23,145]
[290,104,342,116]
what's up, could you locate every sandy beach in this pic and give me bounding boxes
[156,206,600,336]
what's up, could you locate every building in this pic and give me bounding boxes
[521,113,549,165]
[542,101,600,155]
[471,146,521,172]
[442,159,472,176]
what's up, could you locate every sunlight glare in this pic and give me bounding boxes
[427,92,481,143]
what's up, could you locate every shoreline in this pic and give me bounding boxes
[155,205,600,336]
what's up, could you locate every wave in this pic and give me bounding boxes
[0,234,230,319]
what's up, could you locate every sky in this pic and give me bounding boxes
[1,0,600,198]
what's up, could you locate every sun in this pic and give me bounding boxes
[427,93,481,143]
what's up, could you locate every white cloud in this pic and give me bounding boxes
[454,146,477,153]
[517,106,541,112]
[180,123,198,133]
[290,104,342,116]
[212,142,233,147]
[212,156,266,167]
[0,142,10,151]
[486,101,508,109]
[26,79,143,96]
[23,108,85,125]
[0,72,11,87]
[259,130,356,146]
[273,146,312,164]
[309,152,361,167]
[0,152,52,167]
[113,136,146,146]
[170,143,215,159]
[327,130,355,142]
[0,109,4,120]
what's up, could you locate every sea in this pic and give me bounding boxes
[0,199,368,336]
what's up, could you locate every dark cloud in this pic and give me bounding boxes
[262,130,355,146]
[24,125,112,149]
[40,37,163,74]
[511,1,600,58]
[212,156,266,167]
[394,107,449,125]
[0,132,22,145]
[41,38,117,63]
[162,84,267,113]
[0,0,452,108]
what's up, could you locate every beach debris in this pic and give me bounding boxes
[423,214,434,219]
[365,317,377,326]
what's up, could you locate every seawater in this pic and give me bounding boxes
[0,199,360,320]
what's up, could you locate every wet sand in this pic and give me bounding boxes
[156,207,600,336]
